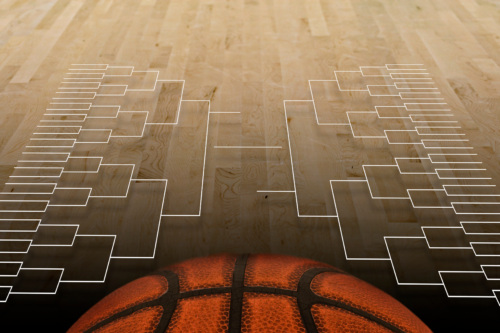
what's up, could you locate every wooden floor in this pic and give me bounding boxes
[0,0,500,331]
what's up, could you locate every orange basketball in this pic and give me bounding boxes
[69,254,431,332]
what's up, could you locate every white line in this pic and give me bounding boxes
[256,190,295,193]
[213,146,282,149]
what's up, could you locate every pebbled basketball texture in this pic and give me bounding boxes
[68,253,431,333]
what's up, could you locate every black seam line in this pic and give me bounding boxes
[154,271,179,333]
[83,267,406,333]
[83,271,179,333]
[297,268,407,333]
[297,268,334,333]
[312,298,407,333]
[179,287,232,298]
[313,299,409,332]
[83,299,161,333]
[174,285,301,298]
[228,254,248,333]
[244,286,297,297]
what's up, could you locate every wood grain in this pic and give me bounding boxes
[0,0,499,331]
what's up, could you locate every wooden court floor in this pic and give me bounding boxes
[0,0,499,331]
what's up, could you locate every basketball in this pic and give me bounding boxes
[68,254,430,332]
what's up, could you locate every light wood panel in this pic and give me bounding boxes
[0,0,499,331]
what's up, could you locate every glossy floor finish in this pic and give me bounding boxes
[0,0,499,331]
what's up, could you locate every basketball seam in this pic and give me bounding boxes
[154,270,180,333]
[228,253,248,333]
[81,257,408,333]
[82,271,178,333]
[298,268,407,333]
[82,300,160,333]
